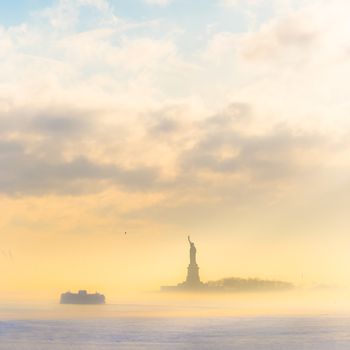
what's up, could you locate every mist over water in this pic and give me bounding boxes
[1,290,350,349]
[2,288,350,319]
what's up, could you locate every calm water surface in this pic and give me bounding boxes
[1,303,350,349]
[2,316,350,349]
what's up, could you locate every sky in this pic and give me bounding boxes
[1,0,350,301]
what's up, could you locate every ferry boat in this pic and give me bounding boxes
[60,290,105,304]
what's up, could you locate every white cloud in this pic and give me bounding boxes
[36,0,111,30]
[220,0,238,6]
[144,0,173,6]
[219,0,263,7]
[201,1,350,130]
[0,0,350,199]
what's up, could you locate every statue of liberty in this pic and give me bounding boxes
[160,235,202,291]
[188,235,197,266]
[185,235,201,286]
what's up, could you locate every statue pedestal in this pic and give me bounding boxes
[185,263,201,286]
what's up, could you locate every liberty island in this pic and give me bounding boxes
[161,236,293,293]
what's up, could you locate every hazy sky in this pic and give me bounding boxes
[1,0,350,300]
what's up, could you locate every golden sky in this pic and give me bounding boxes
[1,0,350,300]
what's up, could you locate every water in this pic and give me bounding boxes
[1,316,350,349]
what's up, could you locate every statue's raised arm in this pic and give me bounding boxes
[188,235,192,245]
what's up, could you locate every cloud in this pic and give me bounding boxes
[144,0,173,6]
[30,112,91,136]
[0,100,333,199]
[239,12,320,61]
[149,116,179,136]
[0,108,94,142]
[0,106,163,195]
[219,0,261,7]
[146,105,185,137]
[37,0,112,30]
[0,0,349,205]
[180,108,325,185]
[219,0,238,5]
[0,140,160,195]
[205,6,320,65]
